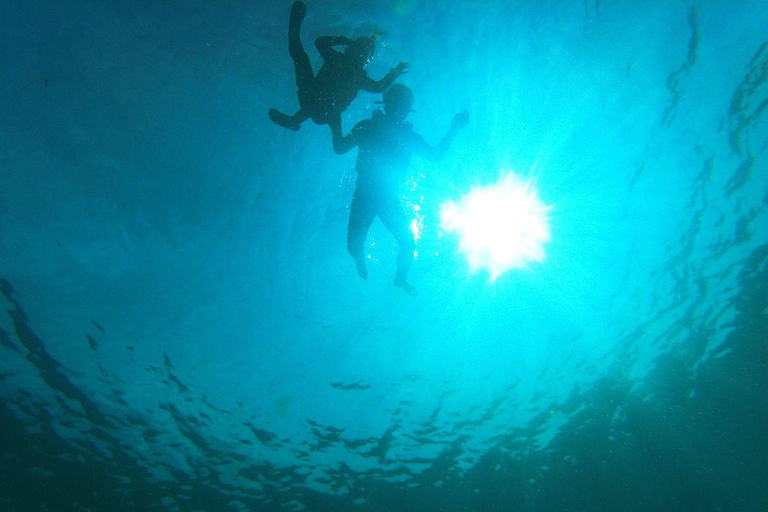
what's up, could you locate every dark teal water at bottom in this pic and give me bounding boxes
[1,243,766,511]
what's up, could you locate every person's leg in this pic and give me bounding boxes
[378,198,418,296]
[288,2,315,105]
[347,188,377,280]
[270,2,314,130]
[268,108,309,131]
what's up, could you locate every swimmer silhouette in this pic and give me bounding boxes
[269,1,408,131]
[330,84,469,296]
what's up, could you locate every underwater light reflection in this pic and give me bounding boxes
[440,171,552,280]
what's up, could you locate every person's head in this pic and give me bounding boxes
[383,84,414,123]
[347,36,375,66]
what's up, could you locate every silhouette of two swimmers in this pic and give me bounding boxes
[269,1,468,296]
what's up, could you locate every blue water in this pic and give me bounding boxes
[1,1,766,510]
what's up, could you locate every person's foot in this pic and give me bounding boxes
[269,109,301,131]
[355,257,368,280]
[290,1,306,28]
[394,277,418,296]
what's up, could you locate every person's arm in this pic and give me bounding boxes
[315,36,351,60]
[414,111,470,161]
[329,117,365,155]
[361,62,409,93]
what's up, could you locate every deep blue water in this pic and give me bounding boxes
[1,1,767,511]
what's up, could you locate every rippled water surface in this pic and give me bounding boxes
[1,1,766,510]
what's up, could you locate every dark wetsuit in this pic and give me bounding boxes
[293,41,368,124]
[331,99,468,292]
[271,2,405,131]
[290,35,397,125]
[339,110,440,275]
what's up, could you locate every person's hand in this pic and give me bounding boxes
[392,62,409,76]
[452,110,469,130]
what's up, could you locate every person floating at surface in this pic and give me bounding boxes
[329,84,469,296]
[269,1,409,131]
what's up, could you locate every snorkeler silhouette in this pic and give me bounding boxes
[269,1,409,131]
[330,84,469,296]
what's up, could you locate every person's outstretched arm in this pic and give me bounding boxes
[329,116,365,154]
[362,62,409,93]
[414,111,470,162]
[315,36,350,60]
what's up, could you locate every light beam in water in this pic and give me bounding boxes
[440,171,551,281]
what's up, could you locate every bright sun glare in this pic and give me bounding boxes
[439,171,552,281]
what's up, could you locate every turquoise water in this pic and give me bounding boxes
[1,1,766,510]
